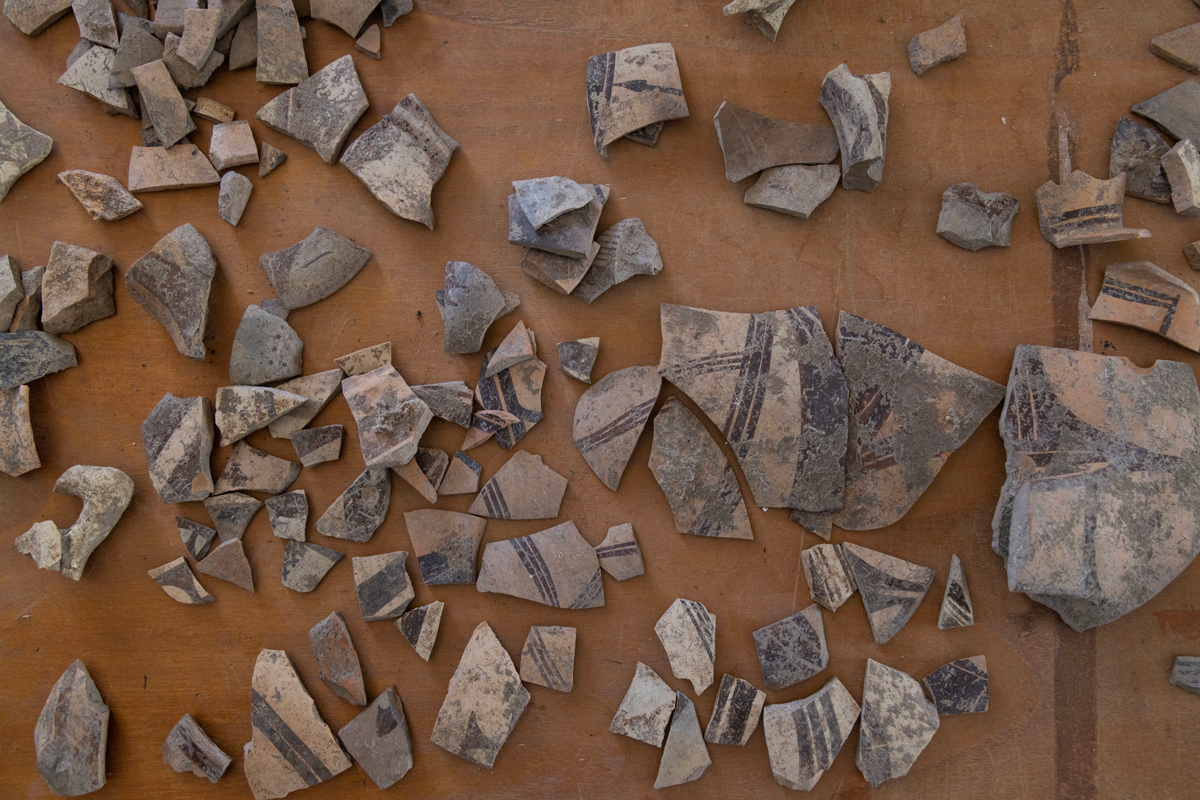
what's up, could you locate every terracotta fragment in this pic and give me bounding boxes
[15,520,63,570]
[802,543,857,612]
[354,22,378,57]
[907,14,966,75]
[1162,139,1200,216]
[244,649,351,800]
[609,662,676,747]
[258,141,286,177]
[309,0,374,35]
[289,424,341,466]
[586,43,689,156]
[196,538,254,591]
[0,331,76,389]
[392,449,440,502]
[58,45,137,116]
[439,450,482,495]
[835,312,1004,529]
[842,542,933,645]
[3,0,73,35]
[753,604,828,690]
[10,265,43,332]
[125,225,215,361]
[410,381,472,427]
[229,11,257,69]
[339,93,458,228]
[705,673,765,746]
[1036,170,1151,247]
[163,713,231,782]
[648,396,753,539]
[436,260,507,353]
[178,516,217,559]
[572,218,663,303]
[932,181,1018,250]
[162,32,225,88]
[557,337,599,383]
[660,303,847,512]
[0,385,38,476]
[58,170,142,220]
[654,692,711,789]
[265,490,306,541]
[195,96,235,123]
[512,176,591,229]
[471,346,546,449]
[1152,22,1200,73]
[744,164,840,219]
[595,522,644,581]
[353,550,413,620]
[922,655,988,715]
[0,100,53,203]
[713,101,839,183]
[216,171,252,225]
[337,687,412,789]
[32,466,133,580]
[34,660,109,796]
[484,321,534,378]
[268,369,342,438]
[656,598,716,693]
[404,510,482,586]
[334,341,389,375]
[229,304,304,385]
[282,539,342,592]
[141,392,214,502]
[259,225,371,310]
[818,64,890,192]
[208,120,258,171]
[509,183,609,259]
[154,0,199,37]
[309,611,365,704]
[431,621,530,768]
[109,17,161,87]
[857,659,939,786]
[210,0,254,39]
[203,491,262,541]
[397,600,442,660]
[254,0,306,83]
[1170,656,1200,694]
[178,7,220,68]
[519,625,576,692]
[127,144,221,192]
[468,450,567,520]
[573,365,660,490]
[763,676,860,791]
[937,553,974,629]
[519,243,599,296]
[315,467,390,542]
[721,0,796,40]
[71,0,116,45]
[214,440,300,494]
[476,521,604,609]
[1109,116,1171,204]
[1087,261,1200,351]
[342,364,432,469]
[789,508,833,539]
[149,556,214,603]
[1133,79,1200,144]
[380,0,408,25]
[215,386,305,447]
[41,242,115,335]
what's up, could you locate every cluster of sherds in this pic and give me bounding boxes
[464,321,547,449]
[585,42,689,156]
[608,662,712,788]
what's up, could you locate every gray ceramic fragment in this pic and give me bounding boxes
[0,101,53,203]
[558,337,599,382]
[268,369,343,438]
[259,140,286,176]
[1170,656,1200,694]
[842,542,934,645]
[290,424,342,466]
[801,543,857,612]
[380,0,409,25]
[572,218,662,303]
[519,243,599,295]
[476,521,604,608]
[342,364,432,468]
[818,64,890,192]
[154,0,199,37]
[938,553,974,628]
[436,261,506,354]
[352,550,413,620]
[0,385,39,476]
[763,676,860,791]
[258,55,367,162]
[744,164,840,218]
[209,120,258,170]
[513,176,591,229]
[585,43,689,156]
[753,605,828,690]
[132,59,194,147]
[141,392,214,503]
[609,662,676,747]
[310,610,365,704]
[266,489,307,541]
[195,538,253,591]
[309,0,376,36]
[654,692,711,789]
[59,44,136,116]
[906,14,966,75]
[1109,116,1171,204]
[127,144,221,192]
[1163,138,1200,216]
[337,687,412,789]
[228,11,257,69]
[109,19,161,87]
[202,491,262,541]
[51,465,134,580]
[397,601,442,660]
[519,625,576,692]
[936,182,1019,250]
[656,598,716,693]
[281,539,342,592]
[177,517,217,559]
[162,714,231,782]
[438,450,481,495]
[149,556,214,603]
[704,673,765,746]
[922,655,988,715]
[218,171,252,225]
[721,0,797,40]
[315,467,390,542]
[0,331,76,389]
[177,7,220,69]
[34,660,109,796]
[162,33,224,89]
[508,183,609,258]
[857,659,939,787]
[411,381,472,427]
[228,304,304,385]
[214,441,299,494]
[258,225,371,309]
[255,0,306,83]
[72,0,117,47]
[0,255,22,330]
[10,266,44,332]
[467,450,566,520]
[1133,79,1200,145]
[573,364,660,490]
[595,522,644,581]
[41,242,115,335]
[713,101,839,182]
[4,0,73,35]
[58,170,143,220]
[124,223,216,360]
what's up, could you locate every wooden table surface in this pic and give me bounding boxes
[3,1,1200,798]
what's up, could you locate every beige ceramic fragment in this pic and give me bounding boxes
[268,368,342,438]
[34,660,109,796]
[520,242,599,295]
[340,93,458,229]
[254,0,306,84]
[0,385,39,476]
[209,120,258,170]
[1036,170,1151,247]
[842,542,934,645]
[476,521,605,609]
[243,649,351,800]
[509,183,608,259]
[258,55,367,162]
[574,365,660,490]
[178,517,216,560]
[16,520,63,570]
[214,440,299,494]
[4,0,73,35]
[713,101,839,182]
[162,714,231,782]
[215,386,306,446]
[289,424,342,466]
[59,45,136,116]
[149,557,214,604]
[218,171,252,225]
[558,337,599,383]
[1089,261,1200,351]
[938,554,974,629]
[310,611,365,704]
[0,255,21,330]
[352,550,413,620]
[586,43,689,156]
[315,467,389,542]
[439,450,482,495]
[801,543,857,612]
[228,304,304,385]
[856,659,939,787]
[572,218,662,303]
[154,0,200,37]
[141,392,214,503]
[125,223,216,360]
[337,688,412,789]
[310,0,375,36]
[48,465,134,580]
[471,346,546,449]
[907,14,967,76]
[178,7,220,69]
[1152,23,1200,73]
[431,622,530,768]
[72,0,116,45]
[197,538,254,591]
[436,260,507,353]
[468,449,567,520]
[265,489,306,540]
[41,242,114,335]
[654,692,711,789]
[519,625,576,692]
[745,164,840,218]
[109,18,161,88]
[595,522,644,581]
[0,331,77,388]
[128,144,221,192]
[609,662,676,746]
[1162,139,1200,216]
[818,64,890,192]
[282,540,342,592]
[195,96,235,123]
[397,601,442,661]
[705,673,766,746]
[763,676,860,791]
[342,364,432,468]
[411,381,473,427]
[58,170,142,220]
[229,11,257,69]
[354,21,378,57]
[259,140,286,175]
[656,598,716,693]
[513,176,591,229]
[335,341,389,375]
[753,605,828,690]
[9,266,43,332]
[0,100,53,203]
[484,321,534,378]
[162,32,225,88]
[393,455,437,503]
[721,0,797,40]
[258,227,371,310]
[203,491,262,541]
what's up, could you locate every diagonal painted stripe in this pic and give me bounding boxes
[251,689,334,786]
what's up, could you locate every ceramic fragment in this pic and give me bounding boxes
[468,450,567,520]
[835,312,1004,529]
[229,11,257,69]
[254,0,306,84]
[393,451,438,502]
[721,0,796,40]
[353,550,413,621]
[609,662,676,747]
[342,364,432,468]
[339,93,458,228]
[58,170,142,220]
[659,303,847,512]
[439,450,482,495]
[259,225,370,309]
[938,553,974,629]
[923,655,988,715]
[337,687,411,789]
[705,674,765,746]
[519,625,576,692]
[763,676,860,791]
[1162,139,1200,216]
[71,0,115,46]
[218,171,252,225]
[163,714,231,783]
[1036,170,1151,247]
[196,538,254,591]
[713,101,839,182]
[380,0,408,25]
[654,692,711,789]
[162,33,224,88]
[411,381,473,427]
[801,543,857,612]
[41,241,115,335]
[431,622,530,768]
[907,14,966,75]
[211,0,254,38]
[109,18,161,87]
[572,218,662,303]
[154,0,199,37]
[0,331,76,388]
[243,649,351,800]
[310,611,365,704]
[857,659,939,786]
[334,341,389,375]
[203,491,262,541]
[16,520,63,570]
[1170,656,1200,694]
[127,143,220,192]
[648,396,753,539]
[586,43,689,156]
[745,164,840,218]
[818,64,890,192]
[268,368,342,438]
[790,507,833,539]
[10,265,43,332]
[0,100,53,203]
[513,176,591,229]
[177,7,219,68]
[265,490,306,541]
[484,321,534,378]
[595,522,644,581]
[0,385,39,476]
[508,183,609,259]
[842,542,934,645]
[656,598,716,693]
[34,660,109,796]
[258,142,286,178]
[753,604,828,690]
[436,260,507,353]
[1133,79,1200,144]
[935,181,1018,250]
[1152,22,1200,73]
[397,600,442,660]
[44,466,133,580]
[228,304,303,385]
[124,223,216,360]
[194,96,235,123]
[1109,116,1171,203]
[58,45,136,116]
[315,467,389,542]
[141,392,214,503]
[470,345,546,449]
[178,516,217,559]
[520,243,599,295]
[258,57,371,167]
[208,120,258,171]
[476,521,604,609]
[354,23,378,57]
[290,424,342,466]
[573,365,660,490]
[282,539,342,592]
[1087,261,1200,351]
[149,556,214,603]
[213,440,300,494]
[309,0,375,35]
[4,0,73,35]
[558,337,599,383]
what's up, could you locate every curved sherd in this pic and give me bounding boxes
[713,101,839,182]
[818,64,890,192]
[704,674,766,746]
[476,521,604,609]
[573,364,660,490]
[149,556,214,604]
[162,714,231,783]
[0,100,53,202]
[258,226,372,310]
[571,218,662,303]
[752,604,828,690]
[35,660,110,796]
[337,687,412,789]
[721,0,798,40]
[762,676,859,791]
[656,599,716,694]
[585,43,689,156]
[141,393,215,503]
[269,370,345,439]
[1036,170,1151,247]
[53,465,134,581]
[935,182,1019,250]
